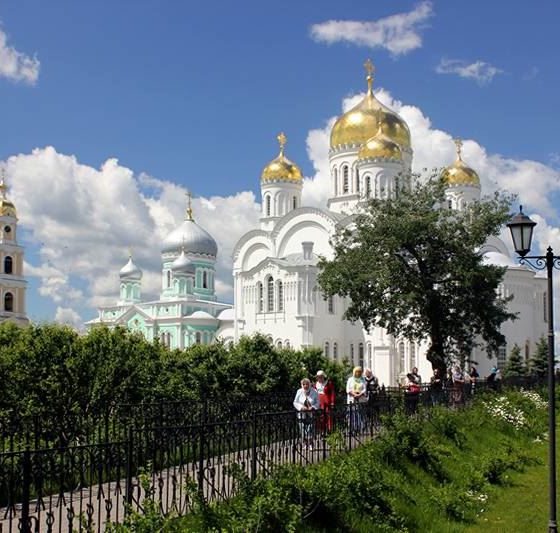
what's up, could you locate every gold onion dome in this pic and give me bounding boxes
[330,59,411,150]
[261,133,303,184]
[358,122,403,161]
[0,172,16,217]
[441,139,480,187]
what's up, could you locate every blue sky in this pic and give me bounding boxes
[1,0,559,325]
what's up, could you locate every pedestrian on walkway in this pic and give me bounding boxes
[293,378,319,449]
[314,370,335,433]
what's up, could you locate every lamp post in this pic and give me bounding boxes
[507,205,557,533]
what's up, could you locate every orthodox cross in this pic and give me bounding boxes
[364,58,375,77]
[454,138,463,160]
[185,190,194,220]
[277,132,287,155]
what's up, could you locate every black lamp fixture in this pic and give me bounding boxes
[506,205,537,257]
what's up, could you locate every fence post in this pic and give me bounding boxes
[21,448,31,533]
[125,426,134,511]
[251,411,257,481]
[198,401,206,499]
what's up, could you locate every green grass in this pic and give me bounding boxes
[465,434,557,533]
[113,391,553,532]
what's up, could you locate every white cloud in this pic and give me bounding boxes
[54,306,82,329]
[310,1,433,56]
[6,148,260,320]
[0,26,40,85]
[436,58,503,85]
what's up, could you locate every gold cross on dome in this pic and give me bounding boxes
[277,132,287,154]
[454,138,463,160]
[185,190,194,220]
[364,58,375,77]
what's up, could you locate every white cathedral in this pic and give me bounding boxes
[217,61,546,384]
[90,61,546,385]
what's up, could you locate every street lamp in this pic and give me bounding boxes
[507,205,558,533]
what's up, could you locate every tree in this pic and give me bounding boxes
[504,344,526,378]
[317,177,515,374]
[529,336,549,378]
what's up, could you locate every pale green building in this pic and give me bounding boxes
[86,204,233,348]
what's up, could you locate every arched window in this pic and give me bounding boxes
[398,342,405,373]
[324,341,330,357]
[409,343,416,369]
[267,276,274,312]
[4,256,13,274]
[276,340,282,349]
[265,195,271,217]
[447,198,453,210]
[525,340,530,361]
[277,280,284,312]
[195,331,201,345]
[327,295,334,314]
[355,169,360,192]
[343,166,349,193]
[367,343,372,368]
[292,196,297,210]
[167,270,171,288]
[366,176,371,198]
[257,282,264,312]
[350,344,355,364]
[285,340,290,348]
[333,168,338,195]
[358,343,364,368]
[333,342,338,360]
[203,271,208,289]
[394,176,400,198]
[4,292,13,312]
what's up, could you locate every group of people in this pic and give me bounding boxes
[293,363,501,446]
[293,366,380,447]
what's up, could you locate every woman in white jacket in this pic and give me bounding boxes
[293,378,319,449]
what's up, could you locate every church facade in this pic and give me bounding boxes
[86,199,233,348]
[217,62,547,385]
[0,174,29,326]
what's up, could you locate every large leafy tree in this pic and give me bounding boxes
[318,177,515,374]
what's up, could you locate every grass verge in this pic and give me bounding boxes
[108,389,550,532]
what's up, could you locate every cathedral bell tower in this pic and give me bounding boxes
[0,172,29,326]
[260,133,303,231]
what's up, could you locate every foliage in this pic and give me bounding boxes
[137,390,546,533]
[529,336,549,378]
[0,324,349,443]
[317,177,515,374]
[503,344,526,378]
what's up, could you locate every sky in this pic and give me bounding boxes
[1,0,559,327]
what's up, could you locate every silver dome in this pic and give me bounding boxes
[171,249,196,275]
[162,219,218,257]
[119,257,142,280]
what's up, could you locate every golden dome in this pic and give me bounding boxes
[441,139,480,187]
[0,173,16,217]
[261,132,303,184]
[358,125,403,161]
[330,59,411,150]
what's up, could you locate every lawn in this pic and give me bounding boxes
[466,433,557,532]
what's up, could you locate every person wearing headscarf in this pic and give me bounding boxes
[314,370,336,432]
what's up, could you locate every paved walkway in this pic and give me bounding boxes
[0,429,375,532]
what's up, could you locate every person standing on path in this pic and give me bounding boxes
[314,370,336,433]
[293,378,319,450]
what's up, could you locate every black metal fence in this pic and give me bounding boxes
[0,376,544,532]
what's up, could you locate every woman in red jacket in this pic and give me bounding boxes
[314,370,336,432]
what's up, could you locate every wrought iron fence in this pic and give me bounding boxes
[0,376,545,532]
